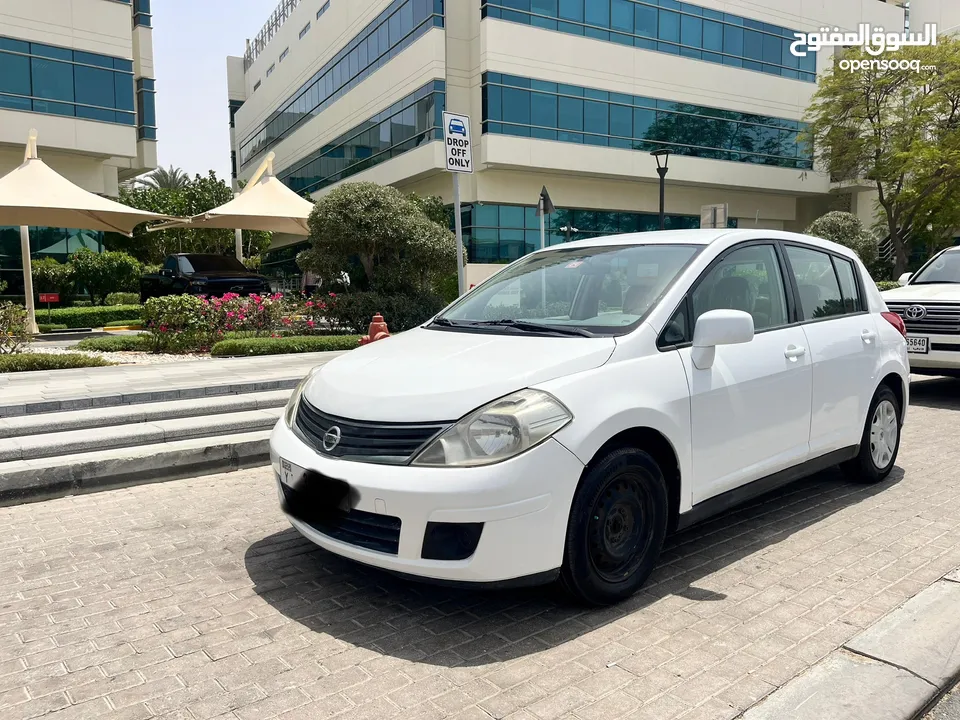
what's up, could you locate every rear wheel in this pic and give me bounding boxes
[559,447,667,606]
[843,385,901,484]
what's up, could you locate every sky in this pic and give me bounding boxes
[152,0,278,180]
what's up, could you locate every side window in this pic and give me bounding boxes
[785,246,844,320]
[163,256,178,273]
[660,306,687,347]
[691,244,788,331]
[833,257,864,313]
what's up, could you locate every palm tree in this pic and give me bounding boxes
[139,165,190,190]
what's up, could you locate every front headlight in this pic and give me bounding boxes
[283,368,320,428]
[411,389,572,467]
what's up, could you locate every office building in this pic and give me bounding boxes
[228,0,921,287]
[0,0,157,293]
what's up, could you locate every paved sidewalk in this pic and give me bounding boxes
[0,378,958,719]
[0,352,345,414]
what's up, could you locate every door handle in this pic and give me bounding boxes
[784,345,806,360]
[861,330,877,343]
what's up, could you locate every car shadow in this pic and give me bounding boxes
[243,466,902,667]
[909,375,960,410]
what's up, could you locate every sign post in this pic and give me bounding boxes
[535,186,556,311]
[39,293,58,323]
[443,111,473,296]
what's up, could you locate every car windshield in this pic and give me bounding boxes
[432,243,701,336]
[180,255,248,273]
[911,250,960,284]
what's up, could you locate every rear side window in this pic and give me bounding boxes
[833,257,864,313]
[785,246,844,320]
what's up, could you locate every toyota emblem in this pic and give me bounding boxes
[905,305,927,320]
[321,426,342,452]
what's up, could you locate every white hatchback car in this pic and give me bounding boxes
[881,246,960,375]
[269,229,910,605]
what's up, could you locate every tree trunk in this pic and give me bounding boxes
[891,230,909,277]
[358,254,375,289]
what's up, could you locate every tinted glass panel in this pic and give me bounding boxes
[31,58,74,101]
[834,258,863,313]
[0,52,30,95]
[74,65,115,108]
[785,245,845,320]
[692,244,788,331]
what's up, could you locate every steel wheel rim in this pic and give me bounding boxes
[587,474,653,583]
[869,399,898,469]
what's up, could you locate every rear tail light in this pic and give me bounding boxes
[882,311,907,337]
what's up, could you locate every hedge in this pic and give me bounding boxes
[74,335,151,352]
[876,281,901,292]
[210,335,361,357]
[104,320,143,328]
[0,353,112,373]
[43,305,141,328]
[105,292,140,306]
[37,323,69,333]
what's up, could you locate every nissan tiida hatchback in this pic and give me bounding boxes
[269,229,910,605]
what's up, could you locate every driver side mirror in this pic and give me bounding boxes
[161,268,175,277]
[691,309,755,370]
[897,272,912,285]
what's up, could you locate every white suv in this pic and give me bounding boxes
[881,246,960,375]
[270,229,910,605]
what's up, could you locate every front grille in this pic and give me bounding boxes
[281,481,401,554]
[295,397,449,464]
[886,302,960,335]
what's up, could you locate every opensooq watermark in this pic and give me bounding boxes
[790,23,939,72]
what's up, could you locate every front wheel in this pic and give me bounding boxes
[559,447,668,606]
[843,385,901,484]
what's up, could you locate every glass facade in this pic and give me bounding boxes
[278,80,444,195]
[480,0,817,82]
[0,36,135,125]
[239,0,445,169]
[133,0,152,27]
[136,77,157,140]
[461,203,735,262]
[0,227,104,295]
[482,72,812,169]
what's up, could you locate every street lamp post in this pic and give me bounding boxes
[560,225,579,243]
[651,149,671,231]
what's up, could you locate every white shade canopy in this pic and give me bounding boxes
[0,133,175,236]
[149,152,314,236]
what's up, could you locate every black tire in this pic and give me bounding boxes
[559,447,668,606]
[842,385,901,484]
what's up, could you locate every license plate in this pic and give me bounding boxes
[278,457,305,488]
[906,336,928,354]
[278,459,359,522]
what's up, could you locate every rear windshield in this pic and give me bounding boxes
[180,255,248,273]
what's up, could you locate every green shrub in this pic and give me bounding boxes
[104,319,143,327]
[71,300,92,307]
[321,292,445,333]
[210,335,361,357]
[32,257,75,297]
[45,305,141,328]
[0,353,112,373]
[37,323,69,333]
[105,292,140,306]
[0,302,29,354]
[141,295,208,353]
[74,335,151,352]
[70,248,142,304]
[876,281,901,292]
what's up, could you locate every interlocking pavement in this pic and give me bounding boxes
[2,377,960,720]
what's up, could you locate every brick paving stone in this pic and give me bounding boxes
[0,379,958,718]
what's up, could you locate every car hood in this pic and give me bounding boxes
[882,284,960,302]
[303,327,617,422]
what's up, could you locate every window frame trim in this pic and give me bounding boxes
[779,241,869,325]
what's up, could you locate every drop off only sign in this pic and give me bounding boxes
[443,111,473,173]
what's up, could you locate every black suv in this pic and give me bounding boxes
[140,254,271,302]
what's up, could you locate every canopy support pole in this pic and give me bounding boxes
[21,130,39,335]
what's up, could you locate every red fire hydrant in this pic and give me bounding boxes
[359,313,390,345]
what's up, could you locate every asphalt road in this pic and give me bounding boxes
[926,682,960,720]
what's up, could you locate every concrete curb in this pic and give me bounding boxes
[0,377,303,418]
[741,571,960,720]
[0,430,271,506]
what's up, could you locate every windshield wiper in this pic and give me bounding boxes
[469,319,596,337]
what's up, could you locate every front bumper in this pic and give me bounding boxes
[268,419,585,584]
[905,334,960,371]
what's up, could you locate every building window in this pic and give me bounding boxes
[299,22,311,39]
[0,227,104,295]
[0,36,136,125]
[133,0,152,27]
[228,99,244,128]
[279,47,289,62]
[277,80,444,196]
[253,79,261,91]
[239,0,445,170]
[230,151,238,180]
[266,63,275,77]
[317,1,330,18]
[458,203,736,263]
[136,77,157,140]
[480,0,817,83]
[481,72,813,170]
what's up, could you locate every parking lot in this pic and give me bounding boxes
[2,376,960,720]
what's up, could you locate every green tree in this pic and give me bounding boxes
[107,171,271,264]
[70,248,142,305]
[806,211,879,265]
[139,165,190,190]
[31,257,75,297]
[297,182,458,293]
[805,39,960,275]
